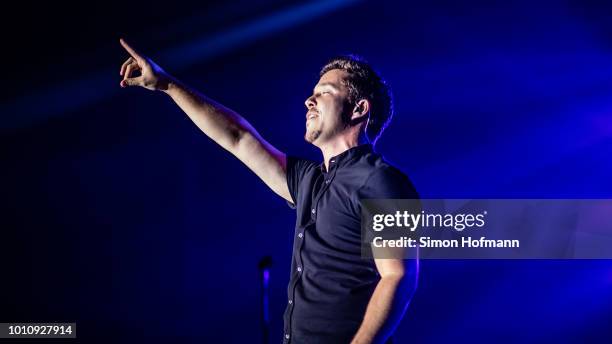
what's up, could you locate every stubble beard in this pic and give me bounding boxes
[305,128,322,144]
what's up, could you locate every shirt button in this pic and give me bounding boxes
[311,208,316,214]
[285,334,290,339]
[298,233,303,238]
[297,266,302,272]
[325,179,331,184]
[288,299,293,304]
[330,159,335,164]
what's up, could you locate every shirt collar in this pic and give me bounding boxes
[320,144,374,172]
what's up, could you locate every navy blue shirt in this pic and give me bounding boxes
[283,144,419,343]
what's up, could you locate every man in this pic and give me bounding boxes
[118,38,418,343]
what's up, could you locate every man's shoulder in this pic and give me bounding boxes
[362,152,410,180]
[359,154,419,198]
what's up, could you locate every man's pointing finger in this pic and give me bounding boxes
[120,38,143,61]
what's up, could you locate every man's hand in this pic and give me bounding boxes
[119,38,171,91]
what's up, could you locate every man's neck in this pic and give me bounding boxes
[319,136,369,171]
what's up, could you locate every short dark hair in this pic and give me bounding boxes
[319,55,393,145]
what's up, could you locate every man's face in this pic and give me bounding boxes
[304,69,352,145]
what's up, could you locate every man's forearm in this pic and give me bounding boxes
[352,275,415,344]
[162,77,254,154]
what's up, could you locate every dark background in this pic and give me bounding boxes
[1,0,612,342]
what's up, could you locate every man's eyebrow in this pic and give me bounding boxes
[313,82,339,92]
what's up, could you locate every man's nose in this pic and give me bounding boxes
[305,95,315,109]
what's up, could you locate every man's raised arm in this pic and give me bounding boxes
[118,38,291,202]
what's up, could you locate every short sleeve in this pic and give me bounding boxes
[286,155,318,209]
[357,166,419,200]
[357,166,421,259]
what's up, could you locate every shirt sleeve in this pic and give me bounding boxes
[357,165,419,200]
[357,166,421,254]
[286,155,318,209]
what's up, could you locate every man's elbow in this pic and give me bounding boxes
[227,124,246,147]
[223,124,252,156]
[382,267,418,293]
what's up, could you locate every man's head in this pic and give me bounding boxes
[304,55,393,147]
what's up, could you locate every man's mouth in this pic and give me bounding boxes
[306,112,319,121]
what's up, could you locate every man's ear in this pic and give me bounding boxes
[351,99,371,122]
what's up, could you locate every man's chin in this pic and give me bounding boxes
[304,135,317,146]
[304,129,322,145]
